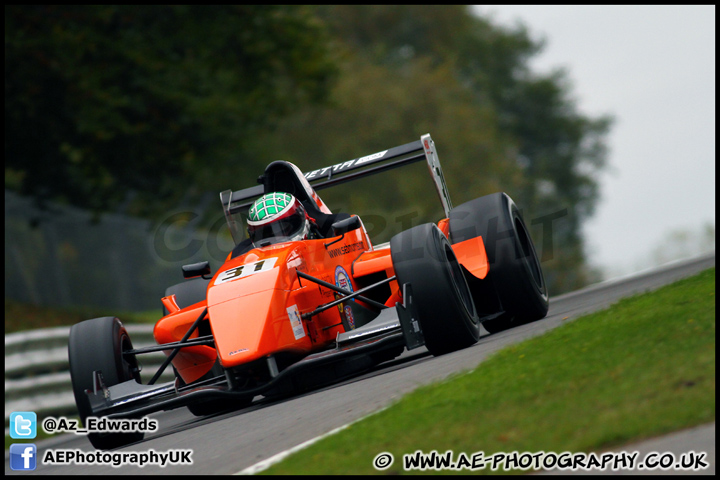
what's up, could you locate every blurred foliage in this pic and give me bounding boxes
[5,5,337,218]
[5,5,611,294]
[249,6,612,292]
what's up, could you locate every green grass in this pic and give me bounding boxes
[263,268,716,475]
[4,298,162,333]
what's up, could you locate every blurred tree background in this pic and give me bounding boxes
[6,5,612,298]
[5,5,337,218]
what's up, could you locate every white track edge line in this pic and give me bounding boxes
[235,406,389,475]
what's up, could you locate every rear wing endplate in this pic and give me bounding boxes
[221,133,453,218]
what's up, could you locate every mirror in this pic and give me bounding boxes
[331,216,361,236]
[182,261,211,279]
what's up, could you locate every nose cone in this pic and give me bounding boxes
[207,251,311,367]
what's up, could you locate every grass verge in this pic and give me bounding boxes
[262,268,715,475]
[5,298,162,333]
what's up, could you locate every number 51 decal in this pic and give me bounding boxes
[214,258,278,285]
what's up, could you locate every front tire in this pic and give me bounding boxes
[68,317,144,449]
[391,223,480,355]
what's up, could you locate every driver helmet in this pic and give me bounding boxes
[247,192,310,246]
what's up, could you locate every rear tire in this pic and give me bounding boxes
[162,277,210,314]
[449,192,548,333]
[390,223,480,355]
[176,361,253,417]
[164,277,244,416]
[187,396,249,417]
[68,317,144,449]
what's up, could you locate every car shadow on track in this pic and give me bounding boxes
[118,335,501,449]
[131,347,438,445]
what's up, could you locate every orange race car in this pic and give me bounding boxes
[68,134,548,449]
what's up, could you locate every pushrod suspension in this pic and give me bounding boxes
[296,270,394,318]
[147,307,207,385]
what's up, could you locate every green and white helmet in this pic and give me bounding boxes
[247,192,310,245]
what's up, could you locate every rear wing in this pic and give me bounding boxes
[221,133,453,219]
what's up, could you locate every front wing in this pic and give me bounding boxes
[84,284,423,419]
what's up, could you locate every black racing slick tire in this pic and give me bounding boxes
[162,276,210,315]
[68,317,144,450]
[449,192,548,333]
[175,361,254,417]
[390,223,480,356]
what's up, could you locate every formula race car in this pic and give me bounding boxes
[68,134,548,449]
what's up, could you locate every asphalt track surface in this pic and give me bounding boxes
[6,253,715,475]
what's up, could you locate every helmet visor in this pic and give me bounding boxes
[248,208,307,245]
